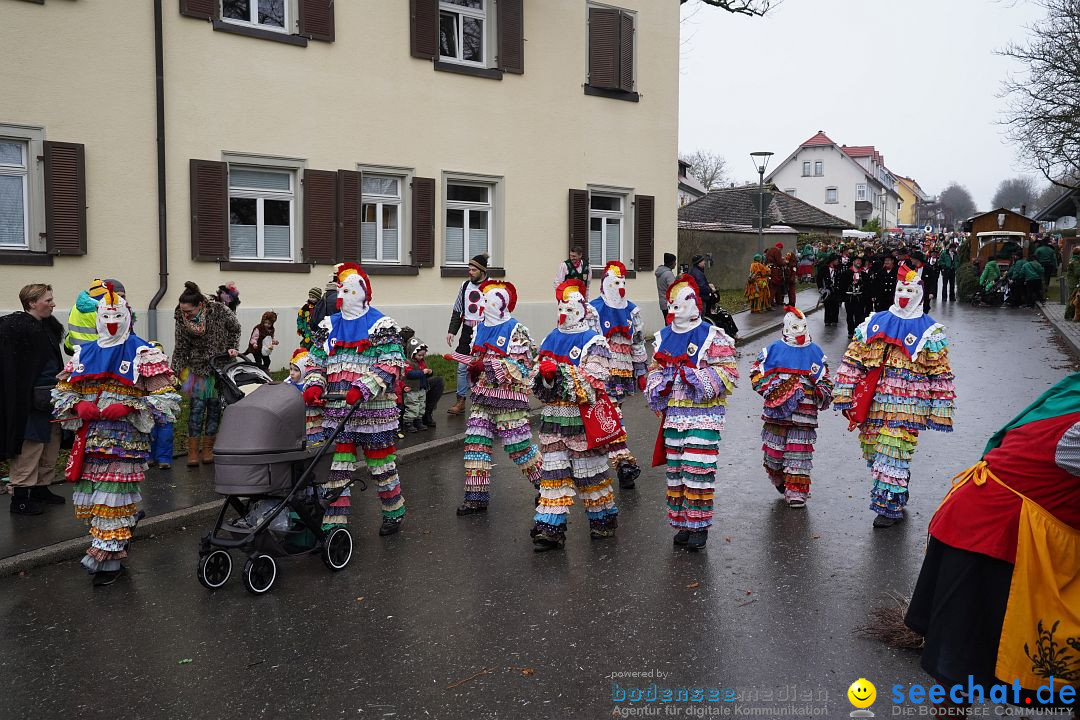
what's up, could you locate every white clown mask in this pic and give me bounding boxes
[95,290,132,349]
[667,281,702,333]
[482,284,513,326]
[337,272,369,320]
[782,308,810,347]
[891,265,925,320]
[556,282,589,333]
[600,264,628,308]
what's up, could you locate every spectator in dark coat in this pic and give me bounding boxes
[689,255,716,314]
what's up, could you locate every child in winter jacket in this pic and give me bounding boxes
[244,311,279,371]
[402,336,433,433]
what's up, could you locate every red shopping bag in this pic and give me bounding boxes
[843,363,884,431]
[651,411,667,467]
[580,394,624,450]
[64,423,89,482]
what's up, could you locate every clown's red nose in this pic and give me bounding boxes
[336,298,343,310]
[619,288,626,298]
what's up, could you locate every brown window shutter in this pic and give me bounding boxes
[189,159,227,261]
[587,7,620,89]
[299,0,335,42]
[634,194,654,271]
[337,169,361,263]
[410,0,438,60]
[497,0,524,74]
[619,11,634,91]
[303,169,338,264]
[568,188,589,257]
[179,0,216,20]
[411,176,435,267]
[43,141,87,256]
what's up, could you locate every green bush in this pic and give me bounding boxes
[957,261,978,303]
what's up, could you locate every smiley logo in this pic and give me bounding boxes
[847,678,876,714]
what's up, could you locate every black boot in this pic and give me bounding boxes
[9,487,43,515]
[414,418,428,431]
[532,536,564,552]
[872,514,901,529]
[92,565,126,587]
[456,502,487,516]
[422,413,436,428]
[379,516,404,536]
[686,529,708,550]
[30,486,66,505]
[616,461,640,489]
[673,529,690,546]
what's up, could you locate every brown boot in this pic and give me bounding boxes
[201,435,216,464]
[186,438,200,467]
[447,396,467,415]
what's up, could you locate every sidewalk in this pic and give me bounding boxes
[730,286,822,346]
[1039,300,1080,356]
[0,393,477,573]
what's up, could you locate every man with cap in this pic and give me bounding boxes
[655,252,677,321]
[445,253,489,416]
[816,254,842,326]
[765,242,785,308]
[64,278,127,355]
[688,255,716,315]
[939,241,959,301]
[839,254,869,339]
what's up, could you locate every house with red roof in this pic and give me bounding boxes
[765,131,903,229]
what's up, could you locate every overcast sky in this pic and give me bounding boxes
[678,0,1045,210]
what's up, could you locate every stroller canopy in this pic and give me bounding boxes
[215,383,306,454]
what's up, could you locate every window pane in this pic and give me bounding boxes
[263,199,289,226]
[447,184,488,203]
[444,0,483,8]
[362,175,399,197]
[222,0,250,21]
[439,12,458,58]
[360,203,378,260]
[229,197,257,226]
[605,219,620,263]
[382,205,399,261]
[468,210,488,258]
[230,168,290,191]
[589,217,603,267]
[0,141,23,167]
[0,175,26,246]
[445,208,465,264]
[263,225,290,258]
[258,0,285,27]
[590,195,620,212]
[229,226,257,257]
[462,17,483,62]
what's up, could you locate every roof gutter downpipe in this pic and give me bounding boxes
[147,0,168,341]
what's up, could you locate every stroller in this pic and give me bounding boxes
[196,354,361,594]
[706,302,739,341]
[971,276,1009,308]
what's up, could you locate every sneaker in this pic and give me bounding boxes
[158,463,171,470]
[405,423,418,434]
[379,517,404,536]
[686,529,708,550]
[30,486,66,505]
[92,565,126,587]
[414,419,428,431]
[787,498,806,509]
[532,537,564,553]
[672,529,690,546]
[455,503,487,516]
[590,527,616,540]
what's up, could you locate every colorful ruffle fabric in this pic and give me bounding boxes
[749,349,833,502]
[53,353,180,574]
[832,321,955,517]
[308,315,407,527]
[531,340,618,542]
[645,327,738,529]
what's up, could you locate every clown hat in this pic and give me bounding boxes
[666,274,703,311]
[603,260,628,277]
[555,279,587,302]
[479,279,518,312]
[336,262,372,300]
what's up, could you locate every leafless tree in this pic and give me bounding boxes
[696,0,778,16]
[991,176,1038,210]
[927,183,977,229]
[999,0,1080,190]
[681,150,729,190]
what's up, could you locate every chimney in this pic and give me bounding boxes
[1021,204,1027,216]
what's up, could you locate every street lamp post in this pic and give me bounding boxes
[750,151,774,255]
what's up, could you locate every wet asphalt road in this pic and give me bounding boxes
[2,302,1076,720]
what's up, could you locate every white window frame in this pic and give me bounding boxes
[439,0,490,68]
[784,188,796,197]
[857,183,867,201]
[222,153,305,263]
[0,124,45,253]
[814,160,824,176]
[220,0,296,34]
[825,187,838,204]
[359,170,408,265]
[443,172,503,267]
[587,184,633,268]
[801,161,811,177]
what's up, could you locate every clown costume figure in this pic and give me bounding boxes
[645,275,738,551]
[52,284,180,586]
[588,261,646,489]
[456,280,543,515]
[833,264,956,528]
[749,307,833,508]
[286,347,325,447]
[305,263,408,536]
[531,280,619,552]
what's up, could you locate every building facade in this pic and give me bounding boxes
[1,0,678,356]
[767,131,902,230]
[895,176,929,226]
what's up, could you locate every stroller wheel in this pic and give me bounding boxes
[197,549,232,590]
[322,527,353,571]
[242,554,277,594]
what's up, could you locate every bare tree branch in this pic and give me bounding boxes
[695,0,777,17]
[681,150,729,191]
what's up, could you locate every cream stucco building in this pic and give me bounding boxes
[1,0,678,359]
